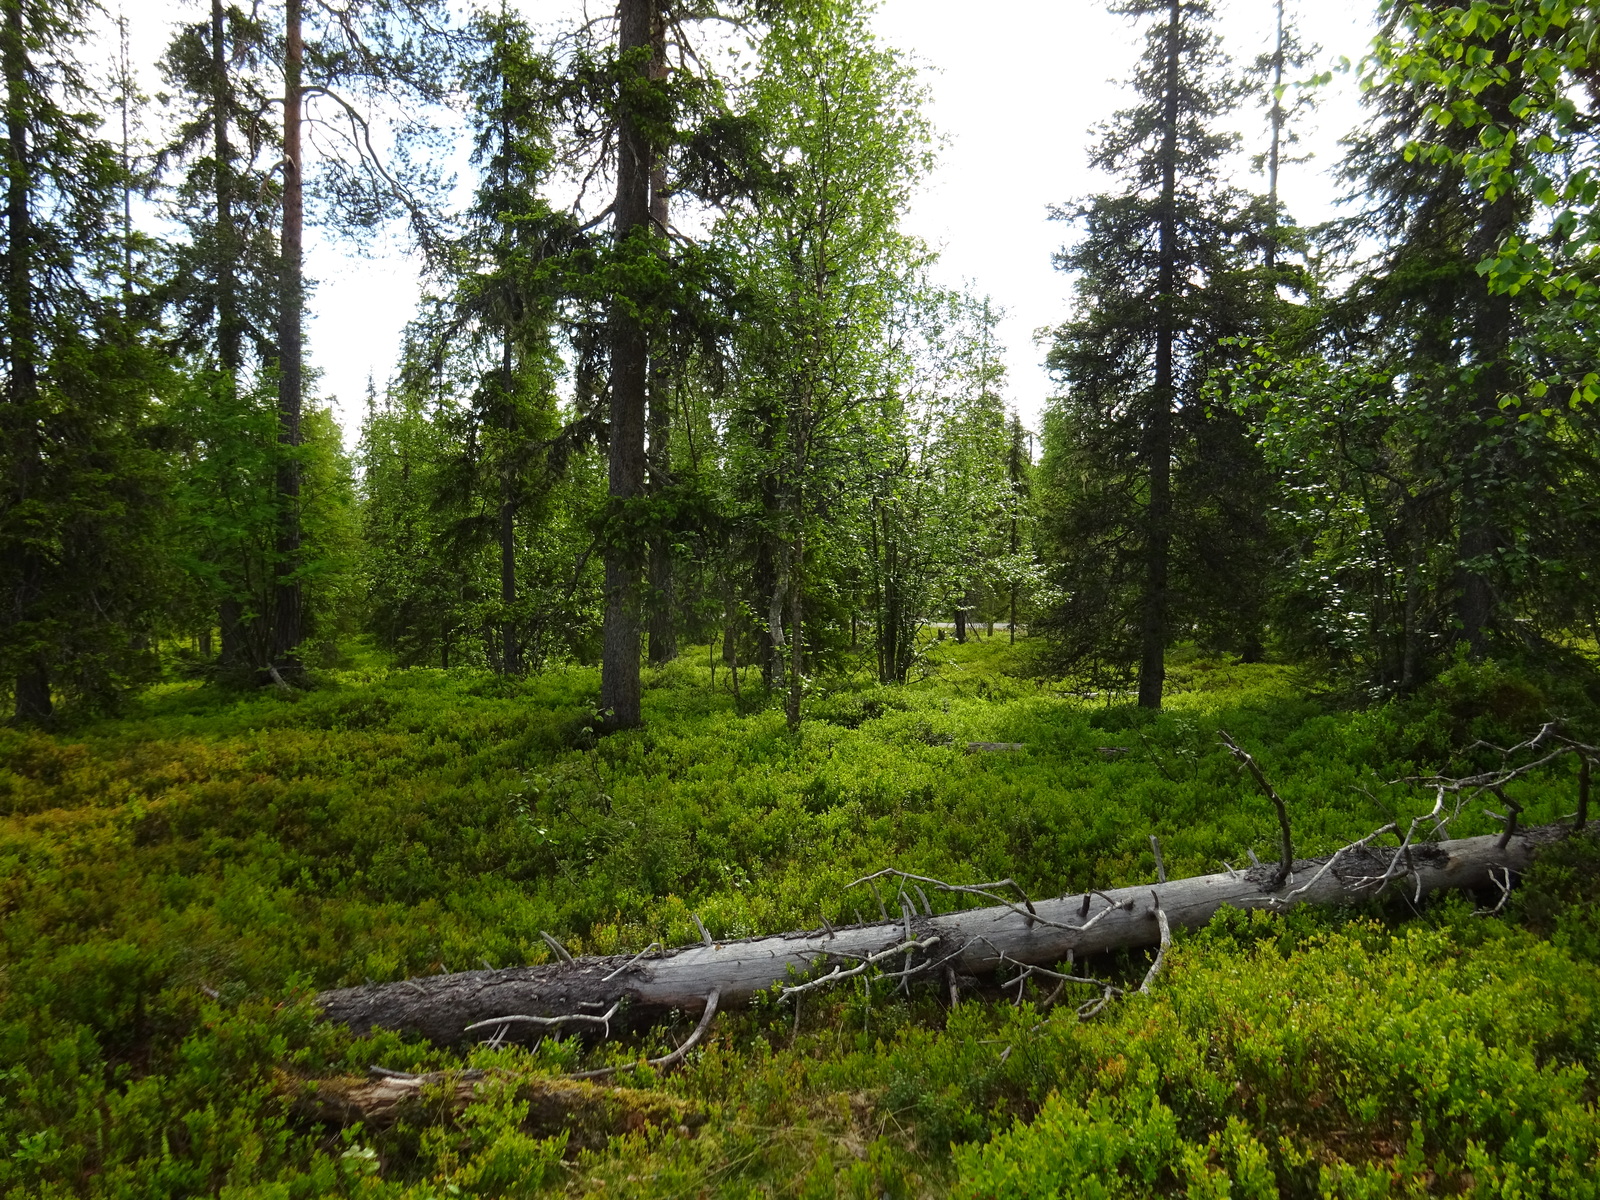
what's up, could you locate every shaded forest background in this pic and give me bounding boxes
[4,0,1598,724]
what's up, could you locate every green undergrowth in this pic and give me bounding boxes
[3,640,1599,1196]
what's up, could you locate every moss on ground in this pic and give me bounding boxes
[3,640,1598,1196]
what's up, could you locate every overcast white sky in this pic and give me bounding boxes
[116,0,1377,441]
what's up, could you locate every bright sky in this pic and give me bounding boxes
[116,0,1377,441]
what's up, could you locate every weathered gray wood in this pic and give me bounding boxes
[317,826,1564,1045]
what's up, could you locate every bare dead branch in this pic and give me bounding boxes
[1474,866,1515,916]
[574,201,615,234]
[540,931,574,964]
[601,943,662,983]
[1076,983,1123,1021]
[849,868,1049,926]
[1139,895,1172,994]
[1491,785,1524,850]
[1397,722,1595,831]
[568,989,720,1080]
[1277,823,1397,904]
[464,1000,621,1041]
[1220,732,1294,889]
[1136,730,1179,782]
[778,935,945,998]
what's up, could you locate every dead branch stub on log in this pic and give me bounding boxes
[1220,731,1294,889]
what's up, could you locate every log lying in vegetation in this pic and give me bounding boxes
[318,824,1568,1047]
[278,1067,703,1143]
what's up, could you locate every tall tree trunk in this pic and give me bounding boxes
[1401,536,1423,692]
[767,549,787,692]
[786,529,802,730]
[271,0,305,680]
[498,481,519,676]
[1138,0,1180,710]
[3,0,48,724]
[645,358,675,665]
[784,399,804,726]
[211,0,254,668]
[500,337,521,675]
[723,584,740,700]
[645,12,676,668]
[599,0,653,729]
[1457,54,1519,659]
[218,598,250,670]
[212,0,241,375]
[1009,450,1019,645]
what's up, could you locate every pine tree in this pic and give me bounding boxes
[268,0,456,680]
[580,0,786,728]
[597,0,658,728]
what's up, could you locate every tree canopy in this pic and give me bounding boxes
[0,0,1594,721]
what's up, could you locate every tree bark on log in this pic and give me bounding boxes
[279,1068,704,1144]
[317,825,1566,1046]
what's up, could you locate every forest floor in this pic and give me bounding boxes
[5,638,1600,1197]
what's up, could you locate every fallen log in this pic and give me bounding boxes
[317,823,1571,1046]
[278,1067,704,1145]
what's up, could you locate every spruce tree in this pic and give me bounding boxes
[0,0,168,721]
[1039,0,1269,705]
[1342,0,1547,662]
[156,0,282,670]
[404,7,572,676]
[1238,0,1600,683]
